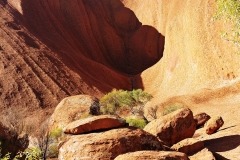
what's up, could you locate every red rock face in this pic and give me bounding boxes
[2,0,240,140]
[20,0,164,75]
[0,0,164,124]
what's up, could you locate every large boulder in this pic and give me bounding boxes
[205,116,224,135]
[64,115,126,135]
[194,113,211,128]
[48,95,98,130]
[144,108,196,146]
[59,127,163,159]
[171,138,204,155]
[114,151,189,160]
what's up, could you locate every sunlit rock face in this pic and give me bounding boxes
[1,0,240,133]
[123,0,240,107]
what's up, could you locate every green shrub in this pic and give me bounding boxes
[213,0,240,45]
[125,118,147,129]
[161,103,185,116]
[21,147,42,160]
[48,143,58,158]
[0,153,11,160]
[100,89,153,116]
[50,128,63,139]
[0,147,42,160]
[78,112,93,120]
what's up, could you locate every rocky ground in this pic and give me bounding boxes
[191,100,240,159]
[0,0,240,159]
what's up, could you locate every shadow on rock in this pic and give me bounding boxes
[213,152,230,160]
[203,135,240,152]
[217,125,236,132]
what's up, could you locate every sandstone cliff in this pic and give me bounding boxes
[0,0,164,123]
[1,0,240,138]
[125,0,240,106]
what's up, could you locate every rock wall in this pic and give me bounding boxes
[123,0,240,106]
[0,0,164,123]
[1,0,240,124]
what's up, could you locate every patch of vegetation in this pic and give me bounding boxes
[47,143,58,158]
[0,152,11,160]
[0,146,42,160]
[50,128,63,140]
[38,121,64,159]
[161,103,185,116]
[213,0,240,45]
[20,147,42,160]
[125,118,147,129]
[78,112,93,120]
[100,89,153,116]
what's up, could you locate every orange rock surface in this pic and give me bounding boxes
[1,0,240,158]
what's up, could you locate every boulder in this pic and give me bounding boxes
[189,148,215,160]
[171,138,204,155]
[59,127,163,160]
[144,108,196,146]
[64,115,126,135]
[114,151,189,160]
[48,95,98,130]
[194,113,211,128]
[205,116,224,135]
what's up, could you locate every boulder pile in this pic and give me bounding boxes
[50,95,224,159]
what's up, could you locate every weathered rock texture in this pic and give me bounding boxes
[48,95,96,130]
[171,138,204,156]
[144,108,196,146]
[64,115,126,135]
[205,116,224,135]
[114,151,189,160]
[126,0,240,108]
[0,0,165,127]
[194,113,211,128]
[58,127,163,160]
[1,0,240,125]
[1,0,240,159]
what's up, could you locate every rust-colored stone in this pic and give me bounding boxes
[144,108,196,146]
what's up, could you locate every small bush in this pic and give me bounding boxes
[50,128,63,139]
[78,112,93,120]
[0,153,11,160]
[0,147,42,160]
[161,103,185,116]
[47,143,58,158]
[22,147,42,160]
[100,89,153,116]
[213,0,240,45]
[125,118,147,129]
